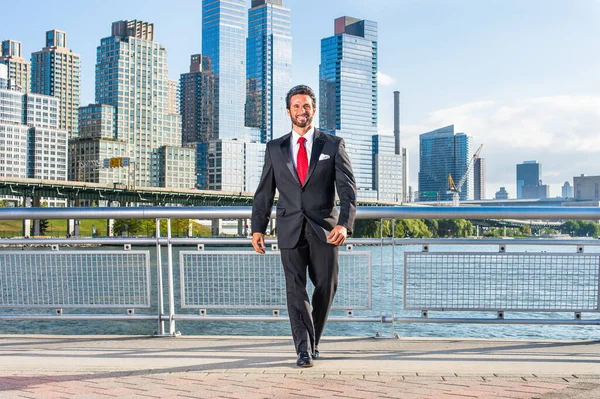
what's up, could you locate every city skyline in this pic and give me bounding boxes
[1,0,598,198]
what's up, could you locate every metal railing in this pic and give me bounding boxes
[0,205,599,337]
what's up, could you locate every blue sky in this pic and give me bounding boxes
[2,0,599,198]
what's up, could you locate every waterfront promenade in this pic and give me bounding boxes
[1,335,599,398]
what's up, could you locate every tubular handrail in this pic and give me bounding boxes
[0,205,599,220]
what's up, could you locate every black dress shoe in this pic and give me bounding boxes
[296,351,313,367]
[312,350,320,359]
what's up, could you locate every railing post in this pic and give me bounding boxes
[165,219,178,336]
[391,219,397,338]
[155,219,166,336]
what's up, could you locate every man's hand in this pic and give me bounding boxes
[252,232,266,254]
[327,225,347,246]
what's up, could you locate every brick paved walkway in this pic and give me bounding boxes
[1,335,599,398]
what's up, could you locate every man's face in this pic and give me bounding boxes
[287,94,315,129]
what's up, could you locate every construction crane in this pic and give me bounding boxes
[447,144,484,206]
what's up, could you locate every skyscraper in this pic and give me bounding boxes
[202,0,249,141]
[30,30,80,138]
[180,54,218,188]
[70,20,195,189]
[474,157,485,200]
[319,16,378,199]
[0,40,30,92]
[516,160,548,199]
[180,54,218,145]
[181,0,264,193]
[245,0,292,142]
[418,125,472,202]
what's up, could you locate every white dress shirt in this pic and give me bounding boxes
[291,127,314,168]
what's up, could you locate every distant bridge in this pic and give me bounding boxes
[0,177,397,207]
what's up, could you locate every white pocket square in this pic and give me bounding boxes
[318,154,330,161]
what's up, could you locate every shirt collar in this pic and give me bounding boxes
[292,127,315,145]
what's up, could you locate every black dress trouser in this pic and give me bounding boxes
[279,219,339,354]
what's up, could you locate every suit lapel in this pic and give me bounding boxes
[304,129,326,186]
[280,134,301,186]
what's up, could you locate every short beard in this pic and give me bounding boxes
[291,115,312,129]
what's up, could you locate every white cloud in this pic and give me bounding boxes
[401,95,600,199]
[377,71,396,86]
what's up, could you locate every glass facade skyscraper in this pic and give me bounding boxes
[319,16,378,199]
[418,125,472,202]
[30,31,80,138]
[202,0,248,141]
[516,160,541,199]
[245,0,292,142]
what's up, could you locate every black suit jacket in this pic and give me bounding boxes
[252,129,357,249]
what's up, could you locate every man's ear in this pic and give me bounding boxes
[286,109,290,116]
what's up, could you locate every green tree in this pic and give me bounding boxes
[141,219,156,236]
[112,219,143,236]
[352,219,386,238]
[424,219,438,236]
[579,221,600,237]
[395,219,432,238]
[560,220,600,237]
[518,225,532,237]
[435,219,473,237]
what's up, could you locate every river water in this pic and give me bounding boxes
[2,242,599,340]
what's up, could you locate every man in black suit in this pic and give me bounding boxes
[251,85,357,367]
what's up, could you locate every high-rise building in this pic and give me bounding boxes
[320,16,378,200]
[202,0,249,141]
[181,54,218,145]
[418,125,472,202]
[573,175,600,201]
[562,181,573,198]
[0,87,68,182]
[245,0,292,142]
[474,157,485,200]
[516,160,541,199]
[182,0,264,192]
[70,20,195,189]
[30,30,80,138]
[180,54,218,188]
[0,40,30,93]
[373,135,402,202]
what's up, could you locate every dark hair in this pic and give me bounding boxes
[285,85,317,110]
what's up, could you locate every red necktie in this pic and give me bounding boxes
[296,136,308,185]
